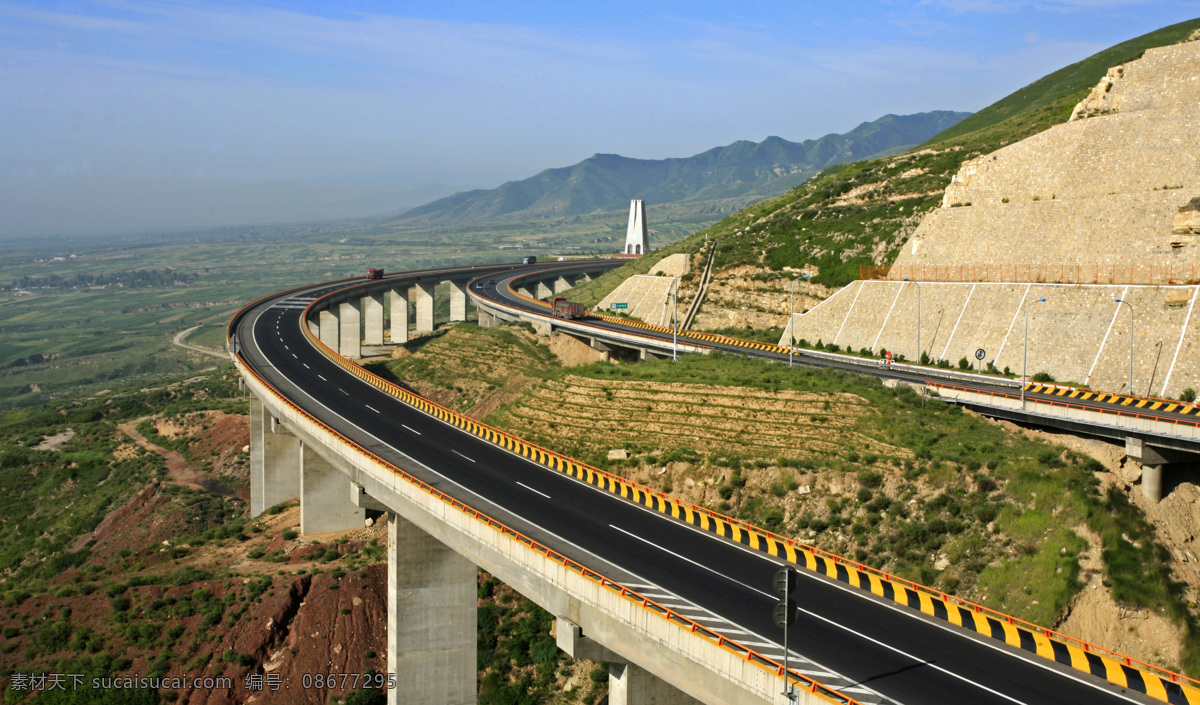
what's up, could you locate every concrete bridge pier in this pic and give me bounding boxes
[414,282,435,335]
[1127,437,1171,502]
[339,299,362,359]
[387,514,477,705]
[389,288,409,344]
[517,284,533,298]
[536,280,554,299]
[249,395,301,518]
[448,280,468,323]
[478,309,499,328]
[300,443,365,535]
[364,292,385,346]
[318,308,340,353]
[556,618,699,705]
[553,276,572,294]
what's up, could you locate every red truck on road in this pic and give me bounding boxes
[366,268,384,280]
[551,298,587,319]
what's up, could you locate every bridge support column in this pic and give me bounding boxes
[556,618,698,705]
[448,280,467,322]
[387,514,476,705]
[478,309,498,328]
[339,299,362,359]
[554,276,572,294]
[576,272,592,284]
[389,288,409,344]
[609,663,702,705]
[1144,465,1164,503]
[318,309,340,353]
[300,444,364,535]
[364,292,385,346]
[414,282,435,335]
[306,314,319,338]
[536,280,554,299]
[250,396,301,518]
[1127,437,1169,502]
[517,284,533,298]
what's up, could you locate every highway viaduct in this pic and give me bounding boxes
[230,259,1200,705]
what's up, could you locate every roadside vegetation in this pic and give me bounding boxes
[382,323,1200,675]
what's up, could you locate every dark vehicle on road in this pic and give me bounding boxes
[366,268,384,279]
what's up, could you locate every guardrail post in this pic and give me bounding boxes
[364,291,385,346]
[387,514,477,705]
[388,288,409,344]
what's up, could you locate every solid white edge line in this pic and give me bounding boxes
[516,481,551,499]
[252,283,885,704]
[794,605,1029,705]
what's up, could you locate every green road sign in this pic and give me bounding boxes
[610,303,628,310]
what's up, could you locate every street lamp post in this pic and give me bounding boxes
[1022,297,1048,410]
[788,274,811,367]
[903,278,921,364]
[671,277,679,362]
[1115,298,1134,393]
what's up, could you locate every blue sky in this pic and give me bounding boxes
[1,0,1197,237]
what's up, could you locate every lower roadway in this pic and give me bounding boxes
[236,267,1155,705]
[477,267,1200,430]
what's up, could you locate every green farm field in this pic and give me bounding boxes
[0,208,705,409]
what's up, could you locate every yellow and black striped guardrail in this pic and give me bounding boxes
[505,278,788,353]
[298,284,1200,704]
[1025,383,1200,416]
[227,285,861,705]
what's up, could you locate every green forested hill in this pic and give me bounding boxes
[390,111,969,226]
[620,18,1200,289]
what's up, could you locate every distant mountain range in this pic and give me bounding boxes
[391,111,971,226]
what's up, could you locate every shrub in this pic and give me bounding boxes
[1031,371,1055,383]
[958,357,970,370]
[282,529,298,541]
[1181,388,1197,403]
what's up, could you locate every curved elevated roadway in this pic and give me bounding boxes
[233,260,1176,705]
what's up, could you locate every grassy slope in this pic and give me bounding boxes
[931,17,1200,143]
[0,371,603,705]
[380,323,1199,673]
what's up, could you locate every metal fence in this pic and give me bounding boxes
[862,263,1200,286]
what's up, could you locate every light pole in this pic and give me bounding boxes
[671,276,679,362]
[788,274,811,367]
[1022,297,1048,410]
[903,278,921,365]
[1115,298,1134,393]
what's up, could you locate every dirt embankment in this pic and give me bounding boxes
[984,415,1197,669]
[690,264,833,334]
